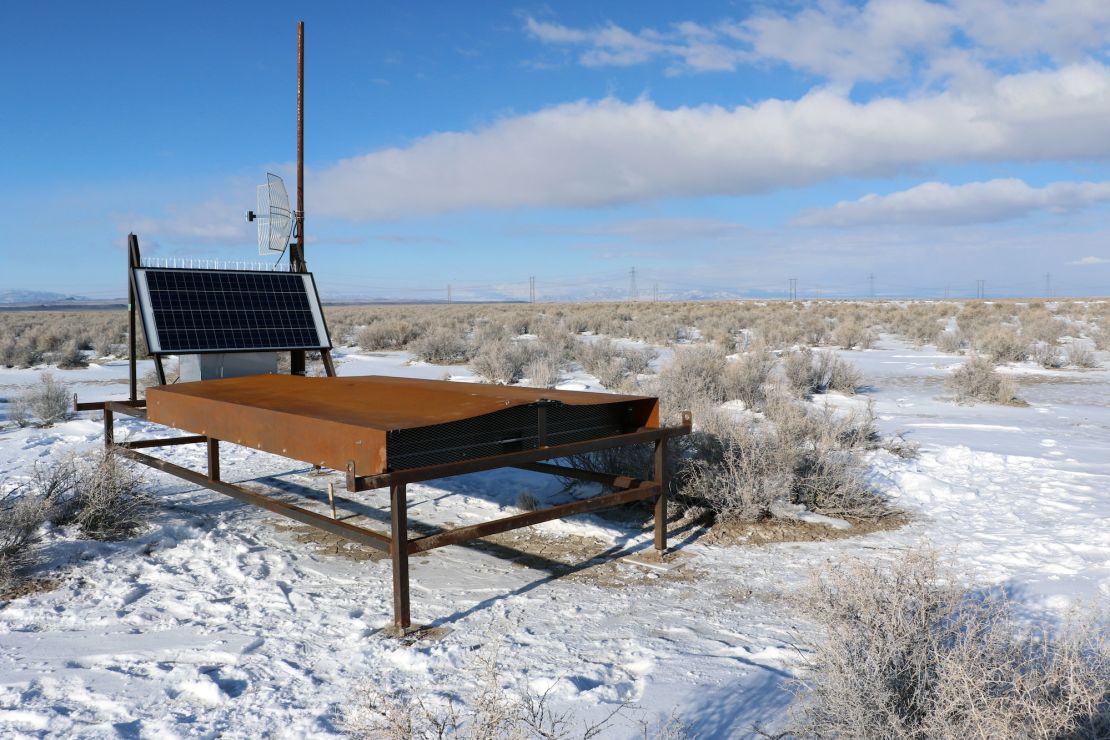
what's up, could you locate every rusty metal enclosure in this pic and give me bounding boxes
[146,375,659,474]
[87,376,690,631]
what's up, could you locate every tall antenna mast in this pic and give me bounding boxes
[291,20,307,376]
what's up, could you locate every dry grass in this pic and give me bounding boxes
[792,551,1110,739]
[69,451,154,541]
[339,642,689,739]
[10,373,70,427]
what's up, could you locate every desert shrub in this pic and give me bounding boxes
[408,326,473,364]
[784,350,862,397]
[0,486,52,592]
[357,319,423,351]
[683,395,886,522]
[523,355,561,388]
[92,330,119,358]
[946,356,1020,405]
[339,646,670,740]
[792,552,1110,739]
[974,325,1029,363]
[56,340,88,369]
[655,346,728,416]
[1030,341,1063,369]
[470,339,529,385]
[1066,343,1099,369]
[72,451,153,541]
[575,339,654,390]
[821,352,864,395]
[784,349,823,396]
[722,343,777,411]
[12,342,44,368]
[11,373,70,427]
[834,320,874,350]
[935,330,964,354]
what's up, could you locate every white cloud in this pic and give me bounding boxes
[1069,255,1108,265]
[524,1,1110,83]
[120,198,251,245]
[726,0,955,83]
[310,63,1110,219]
[524,16,745,73]
[796,178,1110,227]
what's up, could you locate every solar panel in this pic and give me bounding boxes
[131,267,331,354]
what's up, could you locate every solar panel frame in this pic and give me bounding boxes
[131,267,332,355]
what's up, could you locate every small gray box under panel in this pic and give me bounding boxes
[178,352,278,382]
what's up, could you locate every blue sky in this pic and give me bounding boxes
[3,1,1110,301]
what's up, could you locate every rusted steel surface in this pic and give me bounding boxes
[407,482,661,555]
[147,375,660,474]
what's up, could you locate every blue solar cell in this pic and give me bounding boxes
[133,268,330,354]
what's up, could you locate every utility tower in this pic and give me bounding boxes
[447,284,452,303]
[976,279,985,299]
[529,275,536,304]
[653,282,659,302]
[1044,272,1052,298]
[789,277,798,301]
[629,267,638,301]
[868,273,875,299]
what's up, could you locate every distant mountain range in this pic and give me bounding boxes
[0,290,91,304]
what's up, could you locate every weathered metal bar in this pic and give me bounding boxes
[407,482,661,555]
[390,483,410,629]
[351,424,689,491]
[654,437,668,552]
[119,435,208,450]
[154,355,167,386]
[515,462,642,490]
[207,438,220,482]
[115,447,393,552]
[104,407,114,448]
[76,399,146,412]
[108,401,148,420]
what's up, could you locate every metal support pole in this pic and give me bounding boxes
[207,438,220,482]
[290,20,307,377]
[390,483,411,629]
[127,234,139,402]
[103,407,114,448]
[321,349,336,377]
[654,437,668,552]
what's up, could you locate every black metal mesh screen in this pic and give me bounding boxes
[386,401,636,470]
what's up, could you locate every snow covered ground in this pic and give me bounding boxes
[0,336,1107,737]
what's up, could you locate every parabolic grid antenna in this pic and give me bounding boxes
[247,173,294,256]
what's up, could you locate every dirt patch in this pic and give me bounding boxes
[0,575,65,603]
[700,512,909,547]
[272,521,390,562]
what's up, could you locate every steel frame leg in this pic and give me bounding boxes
[103,407,114,448]
[390,483,411,629]
[654,438,668,551]
[207,438,220,482]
